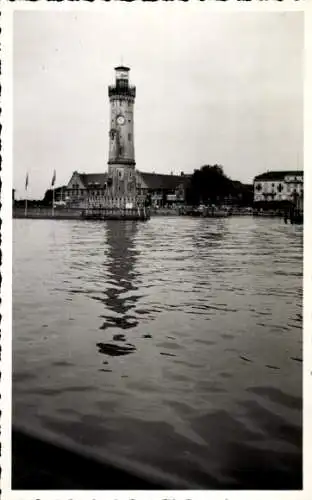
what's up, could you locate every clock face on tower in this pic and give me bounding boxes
[116,115,125,125]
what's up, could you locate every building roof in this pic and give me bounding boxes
[139,172,190,190]
[69,171,190,190]
[254,170,303,181]
[79,173,108,187]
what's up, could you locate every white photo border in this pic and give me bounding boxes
[1,1,311,499]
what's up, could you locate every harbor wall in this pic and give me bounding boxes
[13,207,180,219]
[13,207,82,219]
[13,207,149,221]
[13,206,297,220]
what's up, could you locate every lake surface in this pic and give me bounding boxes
[13,216,303,489]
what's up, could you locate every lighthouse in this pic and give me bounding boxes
[107,66,136,208]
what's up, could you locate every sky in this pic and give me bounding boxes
[14,7,303,200]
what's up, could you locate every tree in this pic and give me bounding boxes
[42,189,53,206]
[186,164,235,206]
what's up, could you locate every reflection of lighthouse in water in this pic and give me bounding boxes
[97,221,140,357]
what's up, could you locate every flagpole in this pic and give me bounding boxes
[51,169,56,217]
[24,172,28,217]
[52,187,55,217]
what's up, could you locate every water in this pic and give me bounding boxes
[13,216,303,489]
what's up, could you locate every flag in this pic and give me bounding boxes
[51,169,56,187]
[25,172,29,191]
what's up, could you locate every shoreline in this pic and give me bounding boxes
[13,207,292,220]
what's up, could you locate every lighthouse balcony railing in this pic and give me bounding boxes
[108,85,136,98]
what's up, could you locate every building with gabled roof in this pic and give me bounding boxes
[253,170,303,204]
[64,170,191,208]
[136,171,191,207]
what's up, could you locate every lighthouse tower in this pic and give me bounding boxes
[108,66,136,207]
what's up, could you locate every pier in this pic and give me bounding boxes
[82,206,150,221]
[13,207,82,220]
[13,206,150,221]
[284,208,303,225]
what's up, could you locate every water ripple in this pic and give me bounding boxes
[13,217,302,488]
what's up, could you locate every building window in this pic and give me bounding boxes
[119,171,122,178]
[277,183,283,192]
[256,183,262,191]
[128,133,132,141]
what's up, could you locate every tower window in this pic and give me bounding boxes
[119,171,122,178]
[128,133,132,141]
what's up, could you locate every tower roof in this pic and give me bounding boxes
[115,65,130,71]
